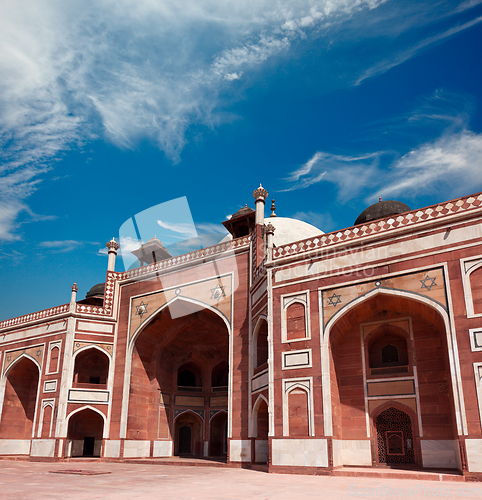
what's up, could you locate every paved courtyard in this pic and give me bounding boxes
[0,461,480,500]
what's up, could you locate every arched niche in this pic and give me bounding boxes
[253,317,268,372]
[0,356,40,440]
[73,347,109,388]
[66,407,105,457]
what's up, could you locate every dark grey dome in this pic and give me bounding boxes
[85,282,105,299]
[355,200,411,226]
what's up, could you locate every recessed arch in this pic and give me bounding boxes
[4,352,41,376]
[129,296,232,351]
[173,409,204,423]
[252,315,268,370]
[321,287,467,439]
[73,347,109,387]
[251,394,269,437]
[66,406,106,457]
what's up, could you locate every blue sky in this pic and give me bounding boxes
[1,0,482,320]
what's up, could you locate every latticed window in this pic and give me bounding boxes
[381,344,399,364]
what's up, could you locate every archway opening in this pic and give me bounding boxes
[375,407,415,465]
[254,398,269,464]
[73,349,109,388]
[67,408,104,457]
[254,319,268,372]
[328,291,458,468]
[210,411,227,457]
[174,412,202,457]
[129,299,229,459]
[0,357,39,440]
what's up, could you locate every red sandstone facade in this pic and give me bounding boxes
[1,187,482,476]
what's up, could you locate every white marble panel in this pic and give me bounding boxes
[466,439,482,472]
[0,321,66,345]
[252,371,268,392]
[67,439,84,457]
[283,350,311,369]
[0,439,30,455]
[153,440,173,457]
[255,440,269,463]
[30,439,55,457]
[43,380,57,393]
[421,440,459,469]
[229,439,251,462]
[272,439,328,467]
[104,440,121,458]
[333,439,371,467]
[68,389,109,403]
[77,321,114,333]
[123,440,150,458]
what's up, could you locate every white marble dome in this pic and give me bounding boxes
[220,216,323,246]
[267,216,323,246]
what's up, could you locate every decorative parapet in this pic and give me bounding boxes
[118,235,250,282]
[272,192,482,261]
[0,303,70,330]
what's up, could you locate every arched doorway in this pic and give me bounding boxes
[127,298,230,460]
[0,356,39,440]
[67,408,104,457]
[174,411,203,457]
[375,406,416,466]
[326,290,459,469]
[210,411,227,457]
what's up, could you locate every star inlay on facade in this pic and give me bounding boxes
[210,284,226,302]
[328,292,342,307]
[135,301,148,318]
[420,275,437,291]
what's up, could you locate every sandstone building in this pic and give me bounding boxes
[1,185,482,476]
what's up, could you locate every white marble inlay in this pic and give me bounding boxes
[466,439,482,472]
[153,441,173,457]
[123,440,150,458]
[77,321,114,333]
[43,380,57,393]
[30,439,55,457]
[272,439,328,467]
[229,440,251,462]
[104,440,121,458]
[68,389,109,403]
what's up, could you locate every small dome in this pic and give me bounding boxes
[86,282,105,299]
[355,200,411,226]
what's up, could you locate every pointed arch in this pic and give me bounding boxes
[4,352,41,376]
[66,405,107,426]
[321,287,467,437]
[129,296,231,350]
[251,394,269,437]
[252,315,268,370]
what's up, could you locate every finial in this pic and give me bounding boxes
[270,199,277,217]
[106,238,120,252]
[71,282,78,292]
[253,184,268,202]
[379,196,382,202]
[265,222,276,235]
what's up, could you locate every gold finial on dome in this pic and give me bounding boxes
[270,199,277,217]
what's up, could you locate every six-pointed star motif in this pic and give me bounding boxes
[420,275,437,291]
[328,293,342,307]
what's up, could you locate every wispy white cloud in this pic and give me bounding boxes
[283,94,482,203]
[356,15,482,85]
[0,0,477,241]
[39,240,99,253]
[282,151,383,200]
